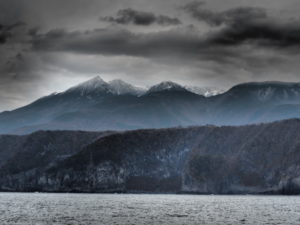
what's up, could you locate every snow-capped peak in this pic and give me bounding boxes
[65,76,111,95]
[65,76,146,96]
[75,76,107,89]
[64,77,228,98]
[147,81,187,94]
[108,79,146,96]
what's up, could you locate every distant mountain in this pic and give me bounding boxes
[1,78,300,134]
[1,119,300,194]
[208,81,300,125]
[185,85,225,97]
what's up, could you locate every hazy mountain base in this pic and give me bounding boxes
[0,119,300,194]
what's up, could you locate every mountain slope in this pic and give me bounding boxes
[0,130,112,191]
[0,77,144,134]
[206,81,300,125]
[1,79,300,134]
[1,119,300,194]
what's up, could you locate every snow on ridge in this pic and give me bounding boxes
[65,76,145,96]
[65,76,110,96]
[185,86,225,97]
[108,79,146,95]
[147,81,187,93]
[63,76,226,97]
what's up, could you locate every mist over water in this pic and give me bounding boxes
[0,193,299,225]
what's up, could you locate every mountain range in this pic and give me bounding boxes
[1,76,300,134]
[1,119,300,194]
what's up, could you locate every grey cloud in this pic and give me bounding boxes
[30,26,249,83]
[181,2,300,48]
[31,19,300,61]
[31,27,213,61]
[101,8,181,26]
[0,22,26,44]
[0,21,32,83]
[209,21,300,47]
[28,22,300,92]
[182,1,267,26]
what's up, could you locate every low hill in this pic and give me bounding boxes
[0,119,300,194]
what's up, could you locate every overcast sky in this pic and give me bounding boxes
[1,0,300,111]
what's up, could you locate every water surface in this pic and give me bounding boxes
[0,193,299,225]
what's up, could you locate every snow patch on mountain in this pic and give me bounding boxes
[147,81,188,94]
[63,76,225,97]
[108,79,146,96]
[185,86,225,97]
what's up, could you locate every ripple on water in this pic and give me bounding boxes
[0,193,299,225]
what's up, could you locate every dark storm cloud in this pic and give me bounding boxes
[0,22,26,44]
[182,1,267,26]
[31,27,207,58]
[28,16,300,91]
[209,21,300,47]
[101,8,181,26]
[31,26,246,77]
[180,2,300,48]
[0,21,32,81]
[31,19,300,60]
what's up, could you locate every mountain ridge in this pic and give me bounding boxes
[1,78,300,134]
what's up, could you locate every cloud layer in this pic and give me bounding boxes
[101,8,181,26]
[182,1,267,26]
